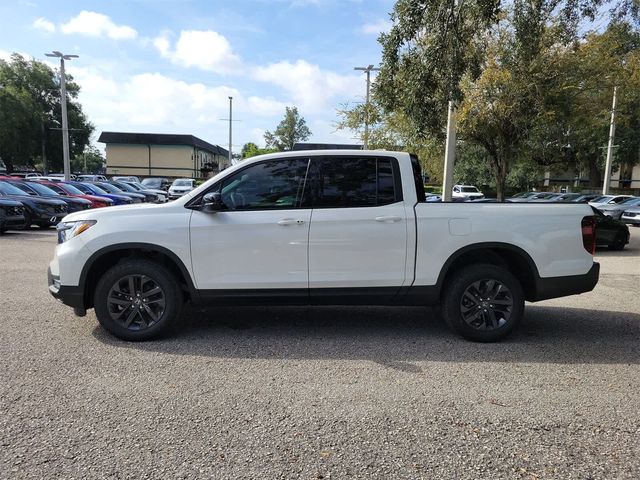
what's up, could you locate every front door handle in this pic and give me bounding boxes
[277,218,305,226]
[375,215,402,223]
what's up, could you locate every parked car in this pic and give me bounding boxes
[621,205,640,227]
[112,176,141,183]
[597,197,640,220]
[141,177,171,191]
[0,198,26,233]
[425,193,442,202]
[588,195,635,207]
[452,184,484,200]
[0,181,67,228]
[92,182,146,203]
[10,172,42,179]
[67,182,134,206]
[76,174,108,182]
[120,181,168,203]
[571,194,602,203]
[37,181,114,209]
[527,192,561,202]
[593,208,629,250]
[7,180,93,214]
[48,150,599,343]
[108,181,158,203]
[507,192,538,202]
[168,178,197,199]
[555,193,584,202]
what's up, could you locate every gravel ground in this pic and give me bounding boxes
[0,227,639,479]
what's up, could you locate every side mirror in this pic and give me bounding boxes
[202,191,225,213]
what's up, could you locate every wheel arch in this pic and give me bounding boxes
[436,242,540,302]
[80,243,197,309]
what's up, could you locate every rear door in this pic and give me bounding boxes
[306,155,409,300]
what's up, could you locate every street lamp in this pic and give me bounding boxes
[45,51,78,181]
[354,64,380,150]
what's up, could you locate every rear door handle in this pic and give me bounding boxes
[277,218,305,226]
[375,215,402,223]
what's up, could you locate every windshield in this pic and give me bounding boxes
[590,196,609,203]
[58,183,84,195]
[142,178,161,187]
[97,182,123,193]
[113,182,136,192]
[78,182,107,194]
[173,180,193,187]
[460,186,479,193]
[25,182,59,196]
[0,182,29,195]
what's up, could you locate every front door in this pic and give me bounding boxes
[189,157,311,291]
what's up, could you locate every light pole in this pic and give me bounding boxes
[602,85,618,195]
[354,65,380,149]
[228,96,233,168]
[45,51,78,181]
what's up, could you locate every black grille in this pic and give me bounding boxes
[55,204,67,213]
[2,206,23,216]
[82,203,92,209]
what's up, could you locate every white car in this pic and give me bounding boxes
[76,174,107,182]
[168,179,196,199]
[48,150,599,343]
[452,185,484,200]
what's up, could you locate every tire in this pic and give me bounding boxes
[21,211,32,229]
[608,234,626,251]
[94,259,183,341]
[441,264,524,342]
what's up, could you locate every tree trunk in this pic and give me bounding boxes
[588,160,602,188]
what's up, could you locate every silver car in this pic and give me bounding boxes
[621,205,640,226]
[598,197,640,219]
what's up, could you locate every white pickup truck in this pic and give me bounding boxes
[48,150,599,342]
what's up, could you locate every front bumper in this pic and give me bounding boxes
[530,262,600,302]
[48,266,86,315]
[621,215,640,225]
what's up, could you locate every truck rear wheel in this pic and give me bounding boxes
[442,264,524,342]
[94,259,183,341]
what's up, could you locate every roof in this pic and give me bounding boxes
[98,131,229,157]
[292,142,363,151]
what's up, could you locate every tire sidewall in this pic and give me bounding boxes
[442,264,524,342]
[94,260,182,341]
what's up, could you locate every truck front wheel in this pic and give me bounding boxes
[94,259,183,341]
[442,264,524,342]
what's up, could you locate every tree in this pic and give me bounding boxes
[241,142,278,159]
[0,53,94,172]
[71,145,105,173]
[264,106,311,151]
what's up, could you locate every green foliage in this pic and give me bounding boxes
[241,142,278,159]
[264,106,311,151]
[0,53,94,173]
[72,145,105,173]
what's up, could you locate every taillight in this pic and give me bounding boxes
[581,216,596,254]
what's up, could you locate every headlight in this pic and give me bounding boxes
[57,220,96,244]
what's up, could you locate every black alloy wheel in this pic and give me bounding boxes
[94,259,182,341]
[107,274,166,331]
[442,264,524,342]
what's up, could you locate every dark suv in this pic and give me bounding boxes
[0,198,26,233]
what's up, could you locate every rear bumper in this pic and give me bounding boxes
[530,262,600,302]
[48,266,85,313]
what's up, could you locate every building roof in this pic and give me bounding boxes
[292,142,363,151]
[98,131,229,157]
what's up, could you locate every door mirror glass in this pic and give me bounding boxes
[202,191,225,212]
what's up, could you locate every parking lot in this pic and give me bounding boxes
[0,228,638,479]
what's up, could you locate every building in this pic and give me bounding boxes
[99,132,229,179]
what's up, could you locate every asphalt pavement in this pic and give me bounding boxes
[1,227,638,479]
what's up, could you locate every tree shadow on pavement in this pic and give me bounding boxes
[92,304,640,365]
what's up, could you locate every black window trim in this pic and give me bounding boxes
[186,154,404,212]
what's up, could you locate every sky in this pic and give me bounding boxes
[0,0,395,153]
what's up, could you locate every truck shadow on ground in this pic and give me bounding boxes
[92,304,640,367]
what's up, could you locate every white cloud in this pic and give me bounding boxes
[61,11,137,40]
[154,30,242,74]
[33,17,55,33]
[253,60,362,112]
[361,19,392,35]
